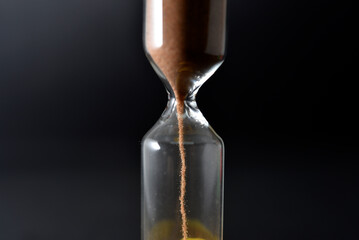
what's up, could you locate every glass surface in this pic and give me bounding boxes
[142,0,226,239]
[142,99,224,240]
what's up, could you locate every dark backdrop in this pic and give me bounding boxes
[0,0,356,239]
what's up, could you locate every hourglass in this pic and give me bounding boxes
[142,1,227,240]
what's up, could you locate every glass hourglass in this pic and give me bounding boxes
[142,0,227,240]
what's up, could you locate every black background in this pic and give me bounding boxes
[0,0,357,239]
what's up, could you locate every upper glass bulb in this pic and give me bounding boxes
[144,0,227,100]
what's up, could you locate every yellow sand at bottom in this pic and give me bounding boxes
[182,238,205,240]
[149,220,216,240]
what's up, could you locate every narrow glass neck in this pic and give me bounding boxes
[161,95,208,126]
[164,82,200,102]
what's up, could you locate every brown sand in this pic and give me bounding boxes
[145,0,226,239]
[176,100,187,239]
